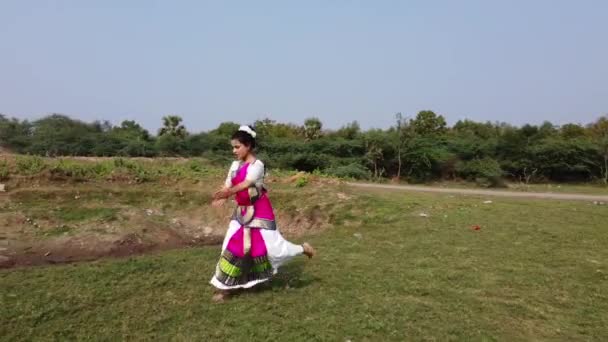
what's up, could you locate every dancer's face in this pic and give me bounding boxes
[231,139,250,161]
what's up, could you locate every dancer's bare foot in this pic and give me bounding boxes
[212,291,229,303]
[303,242,316,259]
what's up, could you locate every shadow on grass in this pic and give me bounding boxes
[228,259,319,299]
[268,259,319,290]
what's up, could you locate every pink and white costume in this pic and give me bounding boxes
[210,160,303,290]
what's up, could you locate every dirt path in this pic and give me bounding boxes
[348,182,608,202]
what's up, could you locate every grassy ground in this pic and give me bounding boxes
[2,188,607,340]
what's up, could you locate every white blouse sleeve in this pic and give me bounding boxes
[224,161,239,188]
[245,160,265,184]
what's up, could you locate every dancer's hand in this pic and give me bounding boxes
[213,188,232,200]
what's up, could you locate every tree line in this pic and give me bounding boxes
[1,112,607,185]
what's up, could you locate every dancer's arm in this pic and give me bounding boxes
[213,161,264,200]
[212,161,239,204]
[213,179,254,199]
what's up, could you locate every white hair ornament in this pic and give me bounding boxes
[239,125,257,138]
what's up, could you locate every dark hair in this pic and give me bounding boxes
[231,126,256,149]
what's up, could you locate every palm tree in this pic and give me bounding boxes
[159,115,187,138]
[303,117,323,141]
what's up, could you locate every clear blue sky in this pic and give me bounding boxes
[1,0,607,133]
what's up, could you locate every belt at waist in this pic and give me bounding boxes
[232,205,276,230]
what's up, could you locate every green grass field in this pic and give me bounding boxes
[2,187,607,341]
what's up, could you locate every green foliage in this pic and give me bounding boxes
[295,176,308,188]
[54,207,118,222]
[448,135,497,160]
[41,225,74,237]
[456,158,505,187]
[323,163,370,179]
[331,121,361,140]
[158,115,187,138]
[50,159,94,180]
[527,138,598,181]
[106,120,157,157]
[0,159,9,180]
[411,110,447,136]
[49,159,115,181]
[254,118,301,140]
[187,133,231,156]
[0,115,31,152]
[210,122,240,137]
[309,138,365,158]
[290,153,330,172]
[2,113,608,184]
[5,157,223,183]
[15,155,46,175]
[561,123,587,139]
[403,137,452,182]
[453,120,499,139]
[25,114,102,156]
[303,117,323,141]
[156,134,186,157]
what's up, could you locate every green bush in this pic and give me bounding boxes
[323,163,370,180]
[49,159,89,180]
[113,157,127,168]
[456,158,505,187]
[91,161,114,178]
[295,176,309,188]
[130,163,154,182]
[48,159,115,181]
[403,137,453,182]
[15,156,46,175]
[0,160,9,180]
[109,158,152,182]
[528,138,597,181]
[275,153,331,173]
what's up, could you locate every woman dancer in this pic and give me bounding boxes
[210,125,315,302]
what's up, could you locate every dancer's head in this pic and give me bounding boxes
[231,125,256,161]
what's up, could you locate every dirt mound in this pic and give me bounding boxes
[1,228,226,269]
[0,167,348,269]
[0,208,324,269]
